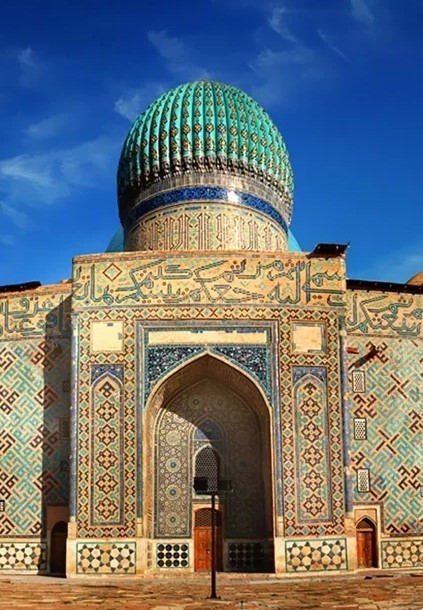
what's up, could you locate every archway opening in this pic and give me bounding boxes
[144,353,274,572]
[50,520,67,575]
[356,517,377,568]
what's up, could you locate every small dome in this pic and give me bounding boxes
[117,80,293,229]
[407,270,423,286]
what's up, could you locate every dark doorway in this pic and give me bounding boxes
[50,520,67,575]
[356,517,377,568]
[194,508,222,572]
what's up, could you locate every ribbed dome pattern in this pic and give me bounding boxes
[117,80,293,223]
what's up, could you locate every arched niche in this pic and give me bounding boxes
[142,353,274,551]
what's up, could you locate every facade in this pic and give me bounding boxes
[0,80,421,577]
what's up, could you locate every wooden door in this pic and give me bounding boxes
[356,518,377,568]
[50,521,67,575]
[194,509,222,572]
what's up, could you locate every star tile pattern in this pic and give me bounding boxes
[285,538,347,572]
[76,542,136,574]
[0,542,46,571]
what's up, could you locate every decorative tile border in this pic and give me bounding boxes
[285,538,348,572]
[0,541,46,571]
[381,539,423,569]
[125,186,289,233]
[76,542,136,574]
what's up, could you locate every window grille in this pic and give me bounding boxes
[352,370,366,393]
[354,418,367,440]
[59,417,70,440]
[357,468,370,493]
[195,447,220,493]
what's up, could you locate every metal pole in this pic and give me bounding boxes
[210,492,218,599]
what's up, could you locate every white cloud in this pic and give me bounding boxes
[0,202,28,229]
[16,47,43,87]
[0,134,119,208]
[24,113,70,140]
[268,7,299,45]
[350,0,374,25]
[355,245,423,283]
[114,82,164,121]
[252,46,313,70]
[17,47,36,69]
[317,29,351,63]
[147,30,209,80]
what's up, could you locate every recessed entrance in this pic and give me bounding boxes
[356,517,377,568]
[194,508,222,572]
[50,520,67,575]
[145,354,275,572]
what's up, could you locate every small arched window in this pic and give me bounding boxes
[195,446,220,493]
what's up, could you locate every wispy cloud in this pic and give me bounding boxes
[0,134,119,208]
[0,202,28,229]
[24,113,71,140]
[114,82,164,121]
[147,30,209,80]
[317,29,351,63]
[16,46,43,87]
[354,244,423,283]
[17,47,36,70]
[0,234,14,246]
[268,7,299,45]
[350,0,374,25]
[250,6,326,107]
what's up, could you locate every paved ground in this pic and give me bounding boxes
[0,572,421,609]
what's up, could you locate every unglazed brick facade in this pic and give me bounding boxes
[0,80,421,576]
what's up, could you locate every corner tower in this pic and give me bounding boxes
[117,80,294,252]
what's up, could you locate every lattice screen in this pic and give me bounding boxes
[195,446,220,493]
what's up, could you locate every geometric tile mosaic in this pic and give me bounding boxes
[0,542,46,571]
[292,367,332,524]
[348,332,422,534]
[76,542,136,574]
[141,323,273,401]
[0,338,70,536]
[281,310,345,537]
[381,539,423,569]
[90,366,124,526]
[156,543,189,568]
[285,538,348,572]
[73,253,347,544]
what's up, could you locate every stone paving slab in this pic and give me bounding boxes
[0,573,421,610]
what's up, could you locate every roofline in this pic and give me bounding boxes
[347,278,423,294]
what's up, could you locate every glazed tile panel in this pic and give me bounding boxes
[76,542,136,574]
[0,290,71,341]
[72,252,346,309]
[285,538,347,572]
[293,367,332,524]
[347,290,422,536]
[90,365,125,526]
[0,338,70,537]
[381,539,423,569]
[0,542,46,571]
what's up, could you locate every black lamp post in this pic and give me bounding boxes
[193,476,232,600]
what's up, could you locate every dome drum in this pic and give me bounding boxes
[117,80,294,253]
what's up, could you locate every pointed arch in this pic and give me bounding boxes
[141,353,275,559]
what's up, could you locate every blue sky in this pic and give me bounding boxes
[0,0,422,285]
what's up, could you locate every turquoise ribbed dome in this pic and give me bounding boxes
[117,80,294,224]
